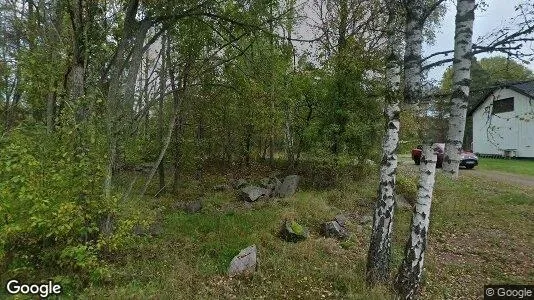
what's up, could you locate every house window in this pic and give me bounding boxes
[492,97,514,114]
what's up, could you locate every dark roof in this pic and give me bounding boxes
[468,80,534,116]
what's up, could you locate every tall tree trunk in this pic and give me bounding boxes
[394,144,438,299]
[157,34,167,194]
[442,0,476,178]
[169,54,189,193]
[67,0,86,123]
[366,1,402,286]
[403,0,423,106]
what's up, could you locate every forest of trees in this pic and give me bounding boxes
[1,0,534,298]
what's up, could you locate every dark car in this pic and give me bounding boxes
[411,143,478,169]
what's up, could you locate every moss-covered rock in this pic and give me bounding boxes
[280,219,309,242]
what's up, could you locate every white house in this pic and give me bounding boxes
[470,81,534,158]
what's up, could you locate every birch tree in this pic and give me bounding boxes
[442,0,476,177]
[394,144,439,299]
[365,0,401,285]
[394,1,475,298]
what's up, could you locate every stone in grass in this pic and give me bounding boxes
[334,214,347,227]
[240,186,270,202]
[280,219,309,242]
[228,245,258,277]
[323,220,349,240]
[267,177,282,198]
[276,175,300,198]
[184,200,203,213]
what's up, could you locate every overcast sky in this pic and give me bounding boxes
[424,0,534,83]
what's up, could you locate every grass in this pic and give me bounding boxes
[478,157,534,176]
[38,162,534,299]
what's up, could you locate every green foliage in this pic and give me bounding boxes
[399,109,423,153]
[396,175,417,202]
[441,56,534,92]
[0,123,114,286]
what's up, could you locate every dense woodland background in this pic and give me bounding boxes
[1,0,534,298]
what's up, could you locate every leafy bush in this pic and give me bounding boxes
[0,123,115,287]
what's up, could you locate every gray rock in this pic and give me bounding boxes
[323,220,349,240]
[184,200,203,213]
[228,245,257,277]
[213,184,232,191]
[359,214,373,225]
[395,193,412,210]
[276,175,300,198]
[280,220,309,242]
[334,214,347,227]
[240,186,270,202]
[269,177,282,197]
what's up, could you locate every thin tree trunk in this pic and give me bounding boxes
[366,1,401,286]
[103,0,142,198]
[394,144,438,299]
[140,105,179,197]
[157,34,167,193]
[46,84,57,133]
[442,0,476,178]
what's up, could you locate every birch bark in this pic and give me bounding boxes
[365,1,401,285]
[394,144,439,299]
[403,0,423,107]
[442,0,476,178]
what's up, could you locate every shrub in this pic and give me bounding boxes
[0,123,114,287]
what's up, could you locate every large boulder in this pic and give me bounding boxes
[228,245,257,277]
[280,219,309,242]
[259,177,282,198]
[276,175,300,198]
[240,186,270,202]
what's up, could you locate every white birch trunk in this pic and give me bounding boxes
[442,0,476,178]
[394,144,438,299]
[403,0,423,106]
[366,3,401,284]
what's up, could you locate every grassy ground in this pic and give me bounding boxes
[75,163,534,299]
[478,157,534,176]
